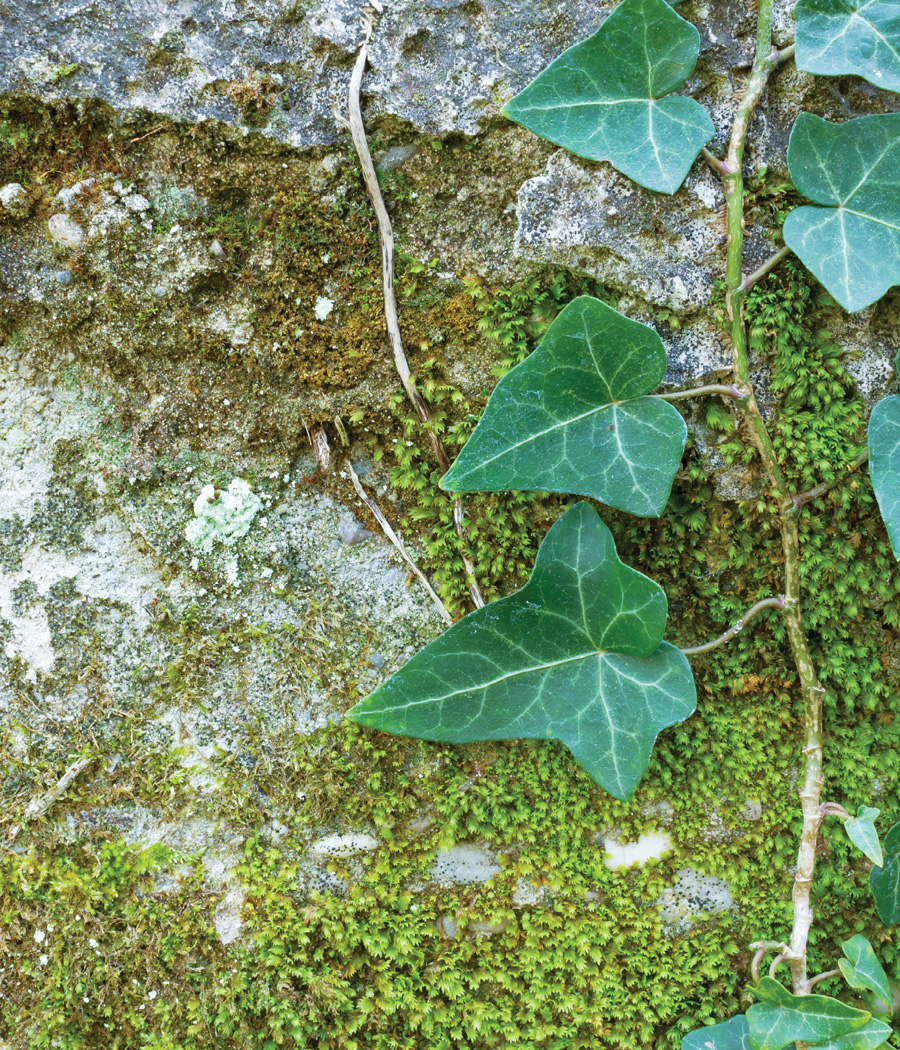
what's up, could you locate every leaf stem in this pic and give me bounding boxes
[806,969,840,991]
[739,246,792,295]
[680,596,785,656]
[820,802,851,820]
[791,450,869,511]
[653,384,742,402]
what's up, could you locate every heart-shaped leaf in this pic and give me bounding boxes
[441,297,687,518]
[784,112,900,312]
[839,935,893,1016]
[868,393,900,557]
[683,1016,751,1050]
[870,821,900,924]
[747,978,872,1050]
[844,806,884,866]
[347,501,696,800]
[502,0,714,193]
[796,0,900,93]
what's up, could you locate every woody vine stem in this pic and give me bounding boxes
[714,0,822,996]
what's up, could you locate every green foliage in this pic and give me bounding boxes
[844,807,883,867]
[869,821,900,925]
[503,0,713,193]
[784,112,900,311]
[795,0,900,92]
[349,501,696,799]
[838,935,894,1016]
[682,1016,751,1050]
[442,297,688,517]
[868,389,900,558]
[747,978,878,1050]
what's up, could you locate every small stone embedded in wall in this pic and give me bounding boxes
[47,213,84,249]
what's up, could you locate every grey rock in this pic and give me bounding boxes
[368,651,386,668]
[377,145,419,174]
[742,799,763,821]
[53,270,74,285]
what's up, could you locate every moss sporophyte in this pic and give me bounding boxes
[344,0,900,1045]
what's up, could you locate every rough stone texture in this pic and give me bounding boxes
[3,0,900,1040]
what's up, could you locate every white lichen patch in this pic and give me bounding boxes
[185,479,262,552]
[656,868,733,927]
[310,833,379,856]
[602,831,672,869]
[314,295,334,320]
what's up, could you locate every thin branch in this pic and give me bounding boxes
[347,29,484,609]
[348,463,452,626]
[774,43,795,66]
[681,596,785,657]
[653,384,742,403]
[792,450,869,510]
[807,969,840,991]
[739,246,792,295]
[769,953,788,979]
[751,946,767,985]
[701,146,732,177]
[820,802,851,820]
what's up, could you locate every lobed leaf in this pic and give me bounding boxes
[869,393,900,557]
[844,806,884,866]
[682,1016,751,1050]
[441,296,687,518]
[839,935,893,1016]
[502,0,714,193]
[347,502,696,800]
[869,821,900,924]
[795,0,900,93]
[747,978,872,1050]
[807,1019,893,1050]
[784,112,900,312]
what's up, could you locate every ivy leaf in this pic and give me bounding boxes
[808,1019,893,1050]
[795,0,900,93]
[784,112,900,312]
[844,806,884,866]
[682,1016,751,1050]
[502,0,714,193]
[869,821,900,924]
[839,935,893,1016]
[747,978,872,1050]
[441,297,687,518]
[868,393,900,557]
[347,501,696,800]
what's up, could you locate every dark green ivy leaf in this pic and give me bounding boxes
[682,1016,751,1050]
[441,297,687,518]
[784,113,900,312]
[870,821,900,924]
[796,0,900,93]
[502,0,713,193]
[347,502,696,800]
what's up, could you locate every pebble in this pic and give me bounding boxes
[377,145,419,173]
[47,214,84,249]
[54,270,74,285]
[368,651,386,668]
[337,514,372,544]
[742,799,763,821]
[123,193,150,213]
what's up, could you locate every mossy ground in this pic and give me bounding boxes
[1,105,900,1049]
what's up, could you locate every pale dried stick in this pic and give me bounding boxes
[348,462,453,626]
[347,29,484,609]
[10,757,91,840]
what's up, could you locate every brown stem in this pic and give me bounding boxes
[740,246,792,294]
[348,36,484,610]
[807,969,840,991]
[680,597,785,656]
[715,0,826,995]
